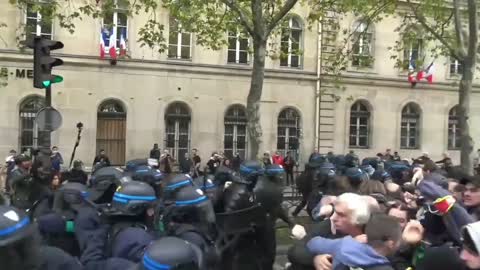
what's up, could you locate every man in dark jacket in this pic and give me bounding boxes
[179,153,193,174]
[308,213,402,270]
[61,160,88,185]
[93,149,111,167]
[149,143,160,160]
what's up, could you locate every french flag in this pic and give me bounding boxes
[407,57,417,87]
[417,62,434,84]
[100,29,106,59]
[119,30,127,56]
[108,29,117,59]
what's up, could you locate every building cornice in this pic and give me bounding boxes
[0,49,318,82]
[322,73,480,92]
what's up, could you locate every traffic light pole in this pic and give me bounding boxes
[44,85,52,150]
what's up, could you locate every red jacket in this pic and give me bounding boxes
[272,155,284,166]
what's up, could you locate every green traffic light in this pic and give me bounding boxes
[53,76,63,83]
[41,76,63,88]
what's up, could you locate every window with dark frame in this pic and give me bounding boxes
[448,106,461,150]
[165,102,191,163]
[400,103,421,149]
[349,101,370,148]
[277,108,301,158]
[224,105,247,159]
[227,30,249,64]
[168,17,192,60]
[450,58,463,76]
[402,34,423,70]
[280,17,302,68]
[25,2,53,44]
[351,21,373,68]
[19,96,47,153]
[103,1,128,53]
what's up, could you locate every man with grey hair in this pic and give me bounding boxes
[287,193,372,270]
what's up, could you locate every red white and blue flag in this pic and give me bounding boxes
[417,62,434,84]
[108,29,117,59]
[119,29,127,56]
[100,29,106,59]
[408,57,417,87]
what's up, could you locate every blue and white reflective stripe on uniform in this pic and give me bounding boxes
[113,193,156,204]
[175,196,208,206]
[165,180,191,190]
[81,191,90,198]
[143,254,171,270]
[0,217,30,237]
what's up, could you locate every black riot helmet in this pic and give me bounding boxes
[0,205,36,247]
[131,165,164,186]
[213,166,235,186]
[125,159,149,172]
[193,175,220,206]
[239,160,264,178]
[139,237,203,270]
[89,166,131,203]
[111,181,157,216]
[130,165,164,196]
[53,182,90,217]
[345,167,369,186]
[162,174,194,202]
[264,164,286,185]
[161,185,215,238]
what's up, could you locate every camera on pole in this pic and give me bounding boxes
[28,37,64,89]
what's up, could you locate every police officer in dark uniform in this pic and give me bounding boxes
[36,182,91,256]
[0,205,83,270]
[159,185,217,258]
[102,181,158,261]
[219,160,270,270]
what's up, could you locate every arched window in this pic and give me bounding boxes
[280,16,302,68]
[400,103,421,149]
[349,101,370,148]
[352,20,374,67]
[97,99,126,165]
[277,108,301,157]
[448,106,460,149]
[165,102,191,163]
[224,105,247,159]
[19,95,46,153]
[168,17,192,60]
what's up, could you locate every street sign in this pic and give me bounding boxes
[35,107,62,131]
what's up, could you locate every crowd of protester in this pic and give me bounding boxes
[286,149,480,270]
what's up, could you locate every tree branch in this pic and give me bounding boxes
[453,0,467,58]
[406,0,460,60]
[266,0,298,35]
[466,0,477,59]
[221,0,255,36]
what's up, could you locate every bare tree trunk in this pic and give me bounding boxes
[247,38,267,160]
[459,58,475,175]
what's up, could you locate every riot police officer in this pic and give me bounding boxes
[0,205,83,270]
[102,181,158,261]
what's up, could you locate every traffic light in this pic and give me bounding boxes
[28,37,64,89]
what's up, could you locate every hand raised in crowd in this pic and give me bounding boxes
[291,224,307,240]
[313,254,333,270]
